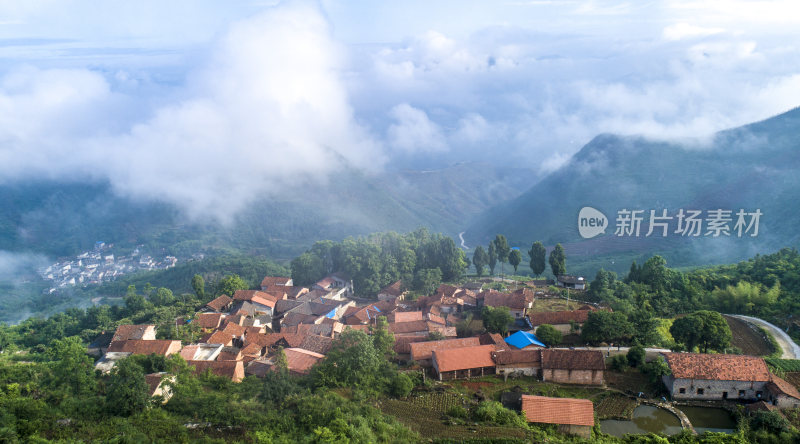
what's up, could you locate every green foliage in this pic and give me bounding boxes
[46,336,96,396]
[549,243,566,277]
[640,358,671,384]
[627,345,646,368]
[765,358,800,372]
[214,274,249,297]
[535,324,562,347]
[493,235,510,274]
[670,311,732,353]
[472,246,488,277]
[610,354,629,371]
[191,274,205,299]
[482,306,514,335]
[474,401,526,427]
[447,404,468,419]
[487,242,498,276]
[390,372,414,397]
[581,311,634,345]
[106,357,150,416]
[414,268,443,296]
[528,241,546,277]
[371,316,395,359]
[291,229,466,298]
[508,249,522,273]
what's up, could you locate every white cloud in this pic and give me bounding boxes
[387,103,447,154]
[663,23,724,41]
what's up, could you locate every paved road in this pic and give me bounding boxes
[728,314,800,359]
[458,231,468,250]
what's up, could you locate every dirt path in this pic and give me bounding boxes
[729,314,800,359]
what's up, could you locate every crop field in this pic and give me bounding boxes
[605,369,662,397]
[594,394,637,420]
[407,392,469,414]
[527,299,583,313]
[725,315,775,356]
[783,372,800,389]
[766,358,800,373]
[380,399,528,440]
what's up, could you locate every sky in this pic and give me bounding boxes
[1,0,800,219]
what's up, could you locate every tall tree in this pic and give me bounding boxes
[493,235,510,275]
[371,316,395,359]
[482,306,514,335]
[487,242,498,276]
[670,310,732,353]
[214,274,249,297]
[549,243,567,277]
[508,249,522,274]
[473,246,488,277]
[528,241,546,276]
[47,336,96,395]
[581,311,633,345]
[106,357,150,416]
[191,274,205,299]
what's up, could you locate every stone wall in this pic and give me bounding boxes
[542,369,603,385]
[667,377,768,401]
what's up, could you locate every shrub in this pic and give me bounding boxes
[610,354,628,371]
[474,401,526,427]
[535,324,562,347]
[627,345,646,368]
[447,405,468,418]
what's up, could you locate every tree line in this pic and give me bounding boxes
[471,235,566,278]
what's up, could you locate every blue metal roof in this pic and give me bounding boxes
[505,330,546,349]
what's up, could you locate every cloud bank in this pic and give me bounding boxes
[1,0,800,218]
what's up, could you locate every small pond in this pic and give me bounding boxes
[679,406,736,434]
[600,405,683,437]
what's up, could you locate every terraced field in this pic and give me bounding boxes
[724,315,774,356]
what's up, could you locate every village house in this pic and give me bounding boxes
[314,272,353,296]
[189,360,245,382]
[260,276,293,291]
[180,344,224,361]
[195,313,225,332]
[541,349,604,385]
[232,290,279,316]
[284,348,325,375]
[483,292,531,319]
[145,372,175,402]
[521,395,594,439]
[493,349,541,379]
[528,310,591,334]
[204,294,233,313]
[107,339,182,357]
[556,275,586,290]
[432,344,497,381]
[377,280,406,301]
[410,337,482,367]
[662,353,778,402]
[112,324,156,342]
[504,330,546,349]
[766,375,800,409]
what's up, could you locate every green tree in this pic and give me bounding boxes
[106,357,150,416]
[473,245,488,277]
[274,346,289,375]
[493,235,510,275]
[124,285,149,314]
[413,268,442,296]
[151,287,175,306]
[535,324,562,346]
[191,274,205,299]
[214,274,249,297]
[528,241,546,277]
[482,306,514,335]
[47,336,96,395]
[487,242,498,276]
[627,345,646,368]
[508,249,522,274]
[371,316,395,359]
[549,243,566,276]
[670,310,732,353]
[290,252,325,286]
[581,311,634,345]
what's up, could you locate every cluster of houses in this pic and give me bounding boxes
[39,243,177,293]
[87,274,800,436]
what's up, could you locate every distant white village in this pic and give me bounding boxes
[38,242,178,293]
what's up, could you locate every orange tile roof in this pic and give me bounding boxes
[204,331,234,346]
[233,290,277,308]
[529,310,590,326]
[284,348,325,374]
[206,295,232,312]
[112,324,155,342]
[521,395,594,427]
[662,353,770,382]
[410,337,482,362]
[493,349,541,365]
[189,360,244,382]
[241,342,264,357]
[260,276,292,288]
[222,322,247,337]
[392,311,423,323]
[196,313,224,329]
[107,340,180,356]
[768,375,800,400]
[394,335,428,354]
[433,344,497,372]
[389,320,431,334]
[379,280,405,297]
